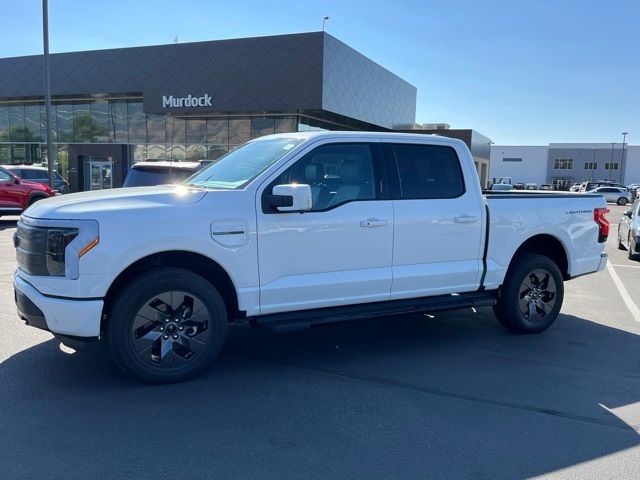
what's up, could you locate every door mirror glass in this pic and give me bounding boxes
[624,209,632,218]
[270,184,312,212]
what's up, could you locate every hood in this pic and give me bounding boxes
[24,185,207,220]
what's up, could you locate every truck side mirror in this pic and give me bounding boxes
[269,184,312,212]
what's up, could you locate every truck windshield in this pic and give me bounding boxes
[185,137,305,190]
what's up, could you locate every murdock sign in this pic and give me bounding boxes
[162,94,213,108]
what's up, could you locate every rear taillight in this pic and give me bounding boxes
[594,207,610,243]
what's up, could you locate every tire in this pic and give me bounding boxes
[28,195,46,207]
[493,253,564,334]
[107,267,228,383]
[618,227,626,250]
[617,197,628,206]
[629,233,639,261]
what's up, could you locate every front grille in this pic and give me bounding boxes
[15,223,49,276]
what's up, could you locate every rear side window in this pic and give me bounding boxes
[391,144,465,199]
[20,169,47,180]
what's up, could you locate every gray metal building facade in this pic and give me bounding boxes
[0,32,416,192]
[547,144,627,189]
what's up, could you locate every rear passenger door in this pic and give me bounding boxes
[385,141,485,299]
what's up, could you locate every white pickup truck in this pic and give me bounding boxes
[14,132,610,382]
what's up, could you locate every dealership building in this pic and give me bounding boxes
[0,32,417,192]
[490,143,640,188]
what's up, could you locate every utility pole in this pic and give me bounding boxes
[42,0,55,189]
[609,142,615,181]
[621,131,629,184]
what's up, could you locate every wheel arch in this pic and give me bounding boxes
[101,250,242,331]
[507,234,570,281]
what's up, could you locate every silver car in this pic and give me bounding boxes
[617,199,639,260]
[588,186,632,206]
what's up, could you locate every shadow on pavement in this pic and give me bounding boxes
[1,309,638,479]
[0,218,18,231]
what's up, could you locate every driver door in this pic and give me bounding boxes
[256,141,393,315]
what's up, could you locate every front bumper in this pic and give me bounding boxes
[14,273,103,338]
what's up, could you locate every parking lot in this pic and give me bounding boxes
[0,204,638,480]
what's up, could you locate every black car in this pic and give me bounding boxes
[5,165,69,194]
[123,161,204,188]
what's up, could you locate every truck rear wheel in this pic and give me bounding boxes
[107,267,228,383]
[493,253,564,334]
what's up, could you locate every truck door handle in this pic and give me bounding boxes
[454,215,480,224]
[360,218,388,227]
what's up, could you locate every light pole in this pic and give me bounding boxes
[609,142,615,181]
[322,16,330,31]
[621,131,629,184]
[42,0,55,189]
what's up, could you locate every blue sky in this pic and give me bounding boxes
[1,0,638,145]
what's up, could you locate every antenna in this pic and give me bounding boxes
[173,35,179,44]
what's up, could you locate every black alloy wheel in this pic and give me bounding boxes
[108,268,228,383]
[493,253,564,334]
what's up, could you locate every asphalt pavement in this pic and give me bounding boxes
[0,204,638,480]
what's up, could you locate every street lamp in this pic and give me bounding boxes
[42,0,54,189]
[621,131,629,184]
[322,16,330,31]
[609,142,615,181]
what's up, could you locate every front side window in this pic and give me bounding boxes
[393,144,464,199]
[186,137,305,190]
[270,143,376,211]
[0,169,11,182]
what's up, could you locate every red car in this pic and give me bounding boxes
[0,166,55,217]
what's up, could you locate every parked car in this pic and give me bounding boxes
[0,166,55,217]
[5,165,69,194]
[525,183,537,190]
[514,183,525,190]
[15,132,609,383]
[569,183,582,192]
[617,199,639,260]
[579,180,626,193]
[540,184,552,191]
[588,186,632,205]
[123,161,203,188]
[490,183,513,191]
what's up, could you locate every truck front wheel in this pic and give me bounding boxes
[107,268,228,383]
[493,253,564,334]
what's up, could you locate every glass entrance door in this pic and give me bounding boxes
[84,156,113,191]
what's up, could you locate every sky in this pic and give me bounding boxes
[0,0,638,145]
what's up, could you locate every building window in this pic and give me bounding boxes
[584,162,597,170]
[73,102,91,142]
[55,103,73,142]
[554,158,573,169]
[604,162,619,170]
[90,101,110,143]
[109,101,128,143]
[147,114,166,144]
[552,178,573,190]
[502,157,522,162]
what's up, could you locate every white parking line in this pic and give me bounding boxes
[606,262,640,322]
[610,263,640,269]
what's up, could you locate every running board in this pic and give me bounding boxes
[255,291,497,333]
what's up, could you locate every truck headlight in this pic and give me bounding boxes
[16,217,99,279]
[46,228,79,276]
